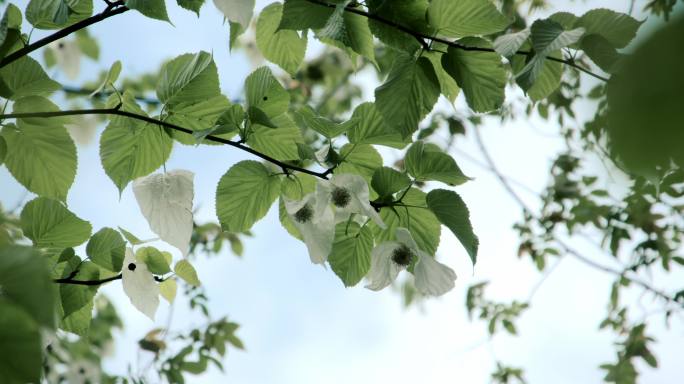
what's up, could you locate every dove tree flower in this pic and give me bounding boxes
[133,170,195,256]
[122,248,160,320]
[315,173,386,228]
[47,39,81,80]
[366,228,457,296]
[284,193,335,265]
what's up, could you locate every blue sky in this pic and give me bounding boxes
[1,0,683,383]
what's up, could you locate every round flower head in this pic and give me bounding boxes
[284,193,335,265]
[315,173,386,228]
[366,228,456,296]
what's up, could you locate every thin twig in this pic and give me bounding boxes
[0,2,129,69]
[0,107,333,179]
[304,0,610,83]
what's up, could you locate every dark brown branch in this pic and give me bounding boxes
[54,273,122,285]
[62,86,161,106]
[0,1,129,69]
[0,107,333,179]
[305,0,610,83]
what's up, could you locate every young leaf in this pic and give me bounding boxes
[375,54,440,138]
[118,227,143,245]
[245,67,290,117]
[174,259,200,286]
[136,247,172,275]
[441,38,507,113]
[216,161,281,232]
[159,278,178,303]
[100,92,173,193]
[405,141,470,186]
[294,106,349,139]
[371,167,411,198]
[328,223,374,287]
[256,3,307,76]
[214,0,255,28]
[20,197,92,249]
[156,51,220,107]
[428,0,509,38]
[0,56,61,100]
[133,170,195,256]
[346,103,410,149]
[90,60,122,97]
[86,227,126,272]
[426,189,479,265]
[122,248,160,320]
[125,0,171,22]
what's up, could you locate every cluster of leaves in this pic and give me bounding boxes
[466,282,529,336]
[1,0,683,383]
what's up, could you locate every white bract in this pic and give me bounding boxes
[213,0,255,28]
[315,173,386,228]
[48,39,81,80]
[133,170,195,256]
[122,248,160,320]
[284,193,335,265]
[65,115,97,146]
[366,227,456,296]
[65,359,100,384]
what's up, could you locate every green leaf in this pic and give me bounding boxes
[59,260,99,317]
[510,45,563,102]
[426,189,479,265]
[157,51,219,107]
[229,21,245,51]
[366,0,429,52]
[137,246,172,275]
[100,92,173,193]
[0,4,22,46]
[371,167,411,198]
[373,188,441,256]
[214,0,254,27]
[294,106,349,139]
[328,223,373,287]
[427,0,509,38]
[159,278,178,302]
[245,67,290,118]
[126,0,170,22]
[0,245,56,329]
[256,3,306,76]
[86,227,126,272]
[118,226,143,245]
[216,160,281,232]
[516,19,584,92]
[317,1,376,64]
[0,136,6,165]
[576,8,642,49]
[246,113,303,160]
[347,103,410,149]
[580,34,624,73]
[247,106,277,129]
[90,60,122,97]
[375,54,440,138]
[0,299,42,384]
[441,37,506,112]
[26,0,93,29]
[423,48,461,103]
[279,0,333,30]
[166,95,232,145]
[607,16,684,174]
[59,298,92,336]
[335,143,382,181]
[75,29,99,59]
[0,56,61,100]
[2,97,76,200]
[177,0,205,15]
[20,197,91,248]
[494,28,530,58]
[175,259,200,286]
[405,141,470,186]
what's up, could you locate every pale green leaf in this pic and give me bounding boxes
[159,278,178,303]
[20,197,91,248]
[157,51,219,107]
[424,48,461,103]
[256,3,306,76]
[347,102,410,149]
[246,113,303,160]
[335,143,382,181]
[0,56,61,100]
[405,141,470,186]
[494,28,530,57]
[126,0,170,22]
[174,259,200,286]
[245,66,290,117]
[26,0,93,29]
[216,160,281,232]
[328,223,373,287]
[166,95,232,145]
[86,227,126,272]
[371,167,411,198]
[428,0,509,38]
[214,0,254,27]
[137,247,172,275]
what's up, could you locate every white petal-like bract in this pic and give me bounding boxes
[285,193,335,265]
[316,173,386,228]
[365,242,403,291]
[213,0,255,28]
[122,248,160,320]
[133,170,195,256]
[49,40,81,80]
[414,250,457,296]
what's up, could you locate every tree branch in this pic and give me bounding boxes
[0,1,129,69]
[0,107,333,179]
[305,0,609,83]
[472,127,680,307]
[54,273,122,285]
[62,86,161,106]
